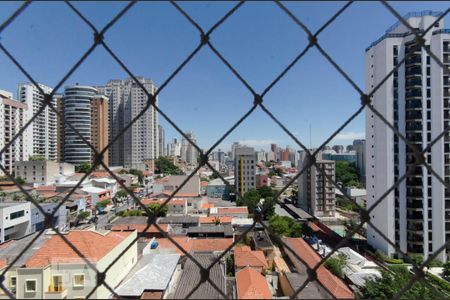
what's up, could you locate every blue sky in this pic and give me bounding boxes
[0,1,448,151]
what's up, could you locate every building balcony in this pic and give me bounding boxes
[45,288,67,299]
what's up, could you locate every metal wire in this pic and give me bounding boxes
[0,1,448,299]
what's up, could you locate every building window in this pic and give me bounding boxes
[52,275,63,292]
[10,277,16,289]
[10,210,24,220]
[25,280,37,293]
[73,274,85,287]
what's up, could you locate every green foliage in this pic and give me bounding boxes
[77,211,90,220]
[426,273,450,294]
[115,190,128,200]
[335,161,361,188]
[28,155,45,161]
[384,258,404,264]
[96,199,110,207]
[226,254,235,276]
[236,187,276,220]
[129,169,144,184]
[336,196,360,211]
[147,202,168,218]
[209,172,219,180]
[15,176,26,185]
[155,157,183,175]
[325,253,347,278]
[427,259,443,268]
[268,168,283,177]
[358,266,446,299]
[408,253,423,266]
[118,209,145,217]
[269,215,302,238]
[75,162,91,173]
[443,261,450,277]
[200,177,209,182]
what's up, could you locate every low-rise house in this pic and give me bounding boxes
[30,203,67,233]
[15,161,75,186]
[210,207,249,218]
[152,175,200,196]
[279,272,330,299]
[0,202,31,243]
[158,215,199,228]
[234,246,268,273]
[81,186,112,206]
[199,216,232,225]
[187,225,233,238]
[90,178,118,197]
[281,237,354,299]
[206,178,231,200]
[336,247,381,288]
[236,267,272,299]
[170,254,226,299]
[251,231,274,260]
[115,253,181,299]
[110,216,169,238]
[142,199,187,215]
[0,229,138,299]
[153,237,233,255]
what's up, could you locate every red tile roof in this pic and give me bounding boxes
[36,185,56,191]
[217,207,248,215]
[236,267,272,299]
[156,237,233,255]
[199,216,232,224]
[201,203,214,209]
[26,231,132,268]
[282,237,354,299]
[234,249,268,270]
[0,259,7,269]
[234,245,251,252]
[200,181,209,187]
[111,224,169,234]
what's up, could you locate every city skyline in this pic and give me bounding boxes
[1,2,449,150]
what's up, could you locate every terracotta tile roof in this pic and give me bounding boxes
[140,291,163,299]
[191,238,233,252]
[111,224,169,234]
[156,237,233,255]
[273,256,290,273]
[90,171,111,178]
[199,216,232,224]
[201,203,214,209]
[282,237,354,299]
[236,267,272,299]
[200,181,209,187]
[162,191,198,197]
[0,258,7,269]
[36,185,56,191]
[234,245,251,252]
[216,207,248,215]
[26,231,132,268]
[234,249,268,269]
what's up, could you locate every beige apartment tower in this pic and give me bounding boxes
[91,95,109,166]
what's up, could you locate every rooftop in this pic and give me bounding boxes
[172,254,226,299]
[236,267,272,299]
[111,217,169,233]
[0,232,51,268]
[284,272,331,299]
[158,215,199,224]
[26,230,132,267]
[187,225,233,237]
[234,247,268,269]
[199,216,232,224]
[210,206,249,215]
[155,237,233,255]
[115,253,180,297]
[282,237,354,299]
[252,231,274,249]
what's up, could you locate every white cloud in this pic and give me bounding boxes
[332,131,365,141]
[238,139,279,147]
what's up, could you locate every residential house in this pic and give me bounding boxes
[0,230,138,299]
[152,175,200,196]
[279,272,331,299]
[142,199,187,215]
[187,225,233,238]
[199,216,232,226]
[206,178,231,200]
[251,231,274,262]
[236,267,272,299]
[115,253,181,299]
[0,202,31,243]
[234,246,268,273]
[153,237,233,256]
[81,186,112,206]
[109,216,169,238]
[209,207,248,219]
[158,216,199,228]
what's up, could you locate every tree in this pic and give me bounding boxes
[15,176,26,185]
[147,202,169,218]
[209,172,219,180]
[129,169,144,184]
[77,211,90,220]
[335,161,361,188]
[237,187,276,220]
[96,199,110,207]
[226,254,235,276]
[324,253,347,278]
[269,215,302,238]
[29,155,45,161]
[359,266,443,299]
[155,157,183,175]
[443,261,450,278]
[75,163,91,173]
[114,190,128,200]
[237,188,260,214]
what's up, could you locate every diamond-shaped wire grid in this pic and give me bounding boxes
[0,1,449,299]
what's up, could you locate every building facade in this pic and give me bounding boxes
[18,83,57,161]
[0,90,27,176]
[353,139,366,184]
[158,125,165,157]
[365,11,449,261]
[0,202,31,243]
[15,161,74,186]
[99,78,159,168]
[180,131,198,165]
[297,151,336,217]
[90,95,109,166]
[234,146,256,195]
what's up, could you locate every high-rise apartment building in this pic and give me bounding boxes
[297,151,336,217]
[366,11,449,261]
[169,137,181,157]
[353,139,366,184]
[234,146,256,195]
[0,90,27,176]
[180,131,198,165]
[62,85,98,165]
[158,125,165,157]
[54,94,64,162]
[91,95,109,166]
[99,78,158,168]
[18,83,57,161]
